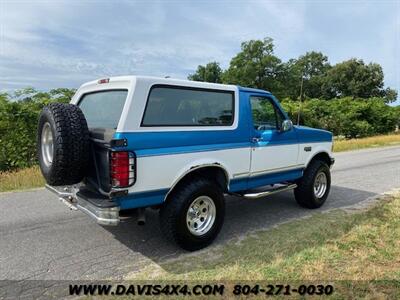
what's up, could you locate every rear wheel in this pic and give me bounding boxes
[294,160,331,209]
[159,178,225,251]
[37,103,90,186]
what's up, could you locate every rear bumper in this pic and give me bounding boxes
[45,184,120,226]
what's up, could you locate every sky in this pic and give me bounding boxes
[0,0,399,104]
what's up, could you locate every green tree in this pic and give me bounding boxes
[281,97,398,138]
[0,88,76,171]
[49,88,77,103]
[222,37,285,97]
[322,59,397,102]
[188,62,223,83]
[284,52,331,100]
[382,87,398,103]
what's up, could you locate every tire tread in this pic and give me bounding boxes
[37,103,90,185]
[294,159,330,209]
[159,177,224,251]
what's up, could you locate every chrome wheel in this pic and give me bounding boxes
[314,171,327,198]
[186,196,216,236]
[41,122,54,167]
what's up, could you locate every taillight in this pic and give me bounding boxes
[110,151,135,188]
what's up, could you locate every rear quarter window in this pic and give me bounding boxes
[78,90,128,129]
[141,86,234,126]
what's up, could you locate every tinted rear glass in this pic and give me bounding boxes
[78,90,127,129]
[142,86,234,126]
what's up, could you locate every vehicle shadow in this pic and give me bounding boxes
[104,185,377,274]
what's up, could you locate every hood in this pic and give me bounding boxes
[294,125,333,143]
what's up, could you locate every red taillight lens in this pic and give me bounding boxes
[110,151,135,187]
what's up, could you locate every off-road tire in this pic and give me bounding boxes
[294,160,331,209]
[37,103,90,186]
[159,178,225,251]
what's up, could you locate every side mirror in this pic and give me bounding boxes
[281,120,293,132]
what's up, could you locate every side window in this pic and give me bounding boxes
[142,86,234,126]
[250,96,283,131]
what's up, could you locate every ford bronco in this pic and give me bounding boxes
[38,76,334,251]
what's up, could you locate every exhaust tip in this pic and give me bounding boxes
[137,208,146,226]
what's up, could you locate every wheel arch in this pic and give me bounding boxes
[164,163,230,202]
[306,151,333,168]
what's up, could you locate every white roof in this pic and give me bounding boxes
[80,75,237,91]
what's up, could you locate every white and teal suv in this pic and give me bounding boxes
[38,76,334,251]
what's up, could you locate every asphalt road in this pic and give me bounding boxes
[1,146,399,280]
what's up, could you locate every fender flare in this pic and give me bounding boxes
[163,162,230,201]
[305,151,333,168]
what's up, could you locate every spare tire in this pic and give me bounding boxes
[37,103,90,186]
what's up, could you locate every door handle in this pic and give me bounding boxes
[252,137,263,143]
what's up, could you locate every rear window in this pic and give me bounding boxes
[141,86,234,126]
[78,90,128,129]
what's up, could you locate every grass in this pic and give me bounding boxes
[128,192,400,298]
[0,165,44,192]
[333,133,400,152]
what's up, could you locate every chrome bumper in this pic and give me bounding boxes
[45,184,120,226]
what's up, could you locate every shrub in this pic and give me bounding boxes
[0,88,75,171]
[281,97,398,138]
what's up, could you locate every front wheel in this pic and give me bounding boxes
[159,178,225,251]
[294,160,331,209]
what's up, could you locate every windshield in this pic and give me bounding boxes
[78,90,128,129]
